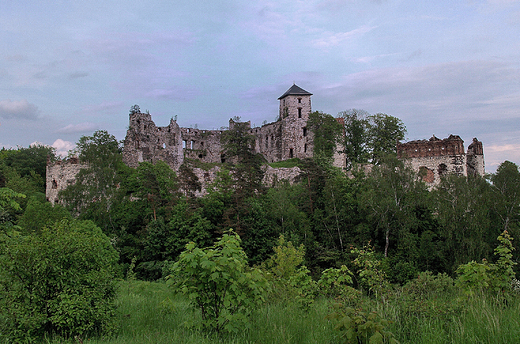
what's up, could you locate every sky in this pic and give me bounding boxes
[1,0,519,173]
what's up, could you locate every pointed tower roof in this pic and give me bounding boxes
[278,84,313,99]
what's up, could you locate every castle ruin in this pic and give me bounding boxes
[397,135,485,186]
[46,84,486,203]
[122,84,321,170]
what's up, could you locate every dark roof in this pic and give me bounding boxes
[278,84,313,99]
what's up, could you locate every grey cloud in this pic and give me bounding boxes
[0,99,39,120]
[56,122,99,134]
[69,71,89,79]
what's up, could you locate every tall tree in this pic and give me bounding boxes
[60,130,123,231]
[307,111,343,164]
[338,109,371,169]
[359,156,428,258]
[490,161,520,234]
[366,113,406,165]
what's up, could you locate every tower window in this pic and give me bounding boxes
[303,127,307,137]
[289,148,294,159]
[304,143,307,152]
[298,108,302,118]
[298,98,302,103]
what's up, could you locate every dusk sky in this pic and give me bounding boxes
[1,0,519,172]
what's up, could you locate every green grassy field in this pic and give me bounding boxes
[45,280,520,344]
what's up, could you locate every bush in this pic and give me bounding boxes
[168,230,268,333]
[0,220,119,342]
[263,235,317,310]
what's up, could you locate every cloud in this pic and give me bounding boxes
[312,25,376,48]
[69,71,89,79]
[52,139,76,157]
[0,99,39,120]
[82,101,124,113]
[56,122,98,134]
[484,143,520,171]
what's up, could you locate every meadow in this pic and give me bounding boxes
[44,279,520,344]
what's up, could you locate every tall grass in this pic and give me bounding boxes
[47,280,520,344]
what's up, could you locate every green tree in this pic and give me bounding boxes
[359,156,428,258]
[0,220,119,342]
[366,113,406,165]
[0,187,25,230]
[168,230,267,333]
[338,109,371,169]
[432,174,493,269]
[490,161,520,234]
[59,130,123,230]
[133,161,180,221]
[307,111,344,163]
[17,196,72,234]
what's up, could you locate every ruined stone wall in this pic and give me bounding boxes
[251,121,283,163]
[123,111,184,171]
[181,127,223,163]
[46,158,86,205]
[397,135,484,186]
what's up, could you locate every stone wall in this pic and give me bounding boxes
[397,135,485,186]
[46,157,86,205]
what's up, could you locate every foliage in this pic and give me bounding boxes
[456,230,516,294]
[60,130,124,226]
[351,244,390,298]
[17,196,72,234]
[307,111,343,163]
[0,187,25,230]
[263,235,317,309]
[327,303,399,344]
[338,110,406,167]
[168,230,268,333]
[317,265,359,300]
[0,220,119,342]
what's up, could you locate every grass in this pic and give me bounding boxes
[267,158,301,169]
[43,280,520,344]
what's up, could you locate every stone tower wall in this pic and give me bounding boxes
[279,94,314,160]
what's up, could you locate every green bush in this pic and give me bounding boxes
[167,230,268,333]
[263,235,317,309]
[0,220,119,342]
[327,303,399,344]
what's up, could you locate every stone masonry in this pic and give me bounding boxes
[122,84,325,170]
[397,135,485,186]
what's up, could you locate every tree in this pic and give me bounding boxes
[490,161,520,234]
[0,220,119,342]
[133,161,180,221]
[220,120,265,232]
[337,111,406,167]
[338,109,371,169]
[432,174,493,269]
[366,113,406,165]
[359,156,428,258]
[307,111,343,163]
[59,130,123,230]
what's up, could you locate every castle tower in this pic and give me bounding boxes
[278,84,313,160]
[466,138,485,177]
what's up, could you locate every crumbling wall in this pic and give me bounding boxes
[397,135,484,186]
[123,111,184,171]
[46,157,86,205]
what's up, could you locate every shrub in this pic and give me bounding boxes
[318,265,360,302]
[263,235,316,309]
[327,303,399,344]
[0,220,119,342]
[456,230,517,295]
[167,230,268,333]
